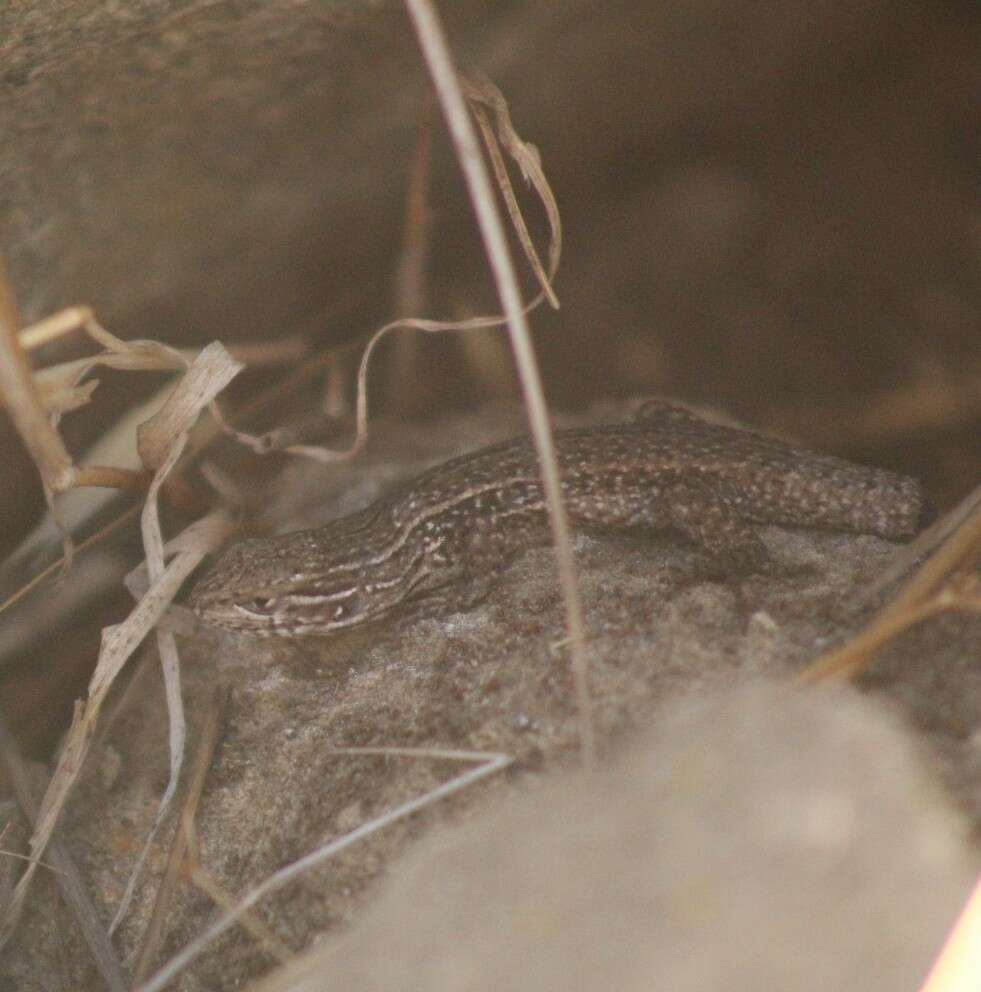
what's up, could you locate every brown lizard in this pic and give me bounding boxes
[189,403,926,637]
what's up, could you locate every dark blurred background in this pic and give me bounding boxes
[1,0,979,748]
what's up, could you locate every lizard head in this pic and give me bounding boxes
[187,533,432,638]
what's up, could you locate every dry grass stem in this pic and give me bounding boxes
[138,749,511,992]
[0,503,141,620]
[273,88,564,466]
[187,863,294,965]
[0,341,244,948]
[17,304,99,352]
[797,486,981,684]
[111,346,245,930]
[132,686,230,984]
[0,541,202,946]
[0,821,60,873]
[72,464,150,491]
[404,0,594,764]
[0,257,75,494]
[3,292,245,592]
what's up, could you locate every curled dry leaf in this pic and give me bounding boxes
[137,341,244,472]
[463,73,562,307]
[27,307,188,419]
[236,74,564,471]
[278,93,565,464]
[30,375,100,417]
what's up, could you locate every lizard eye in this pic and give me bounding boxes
[245,596,278,615]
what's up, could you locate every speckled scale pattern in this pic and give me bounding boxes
[189,406,925,637]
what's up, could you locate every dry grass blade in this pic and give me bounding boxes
[24,314,302,419]
[797,483,981,684]
[0,713,128,991]
[0,343,243,948]
[295,311,522,464]
[4,297,236,580]
[111,343,245,931]
[138,750,512,992]
[463,73,561,308]
[3,377,197,582]
[0,542,206,948]
[404,0,594,764]
[28,314,187,418]
[137,342,243,472]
